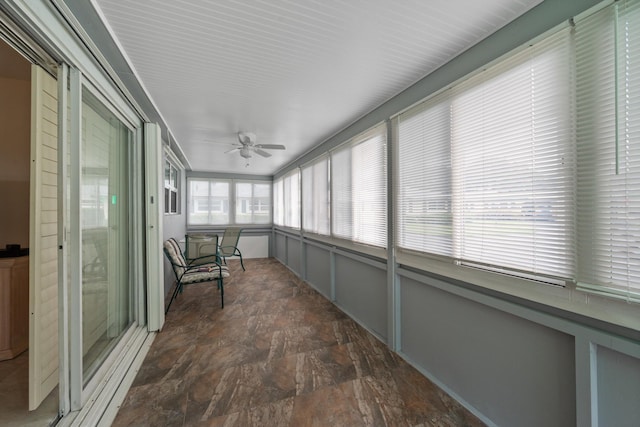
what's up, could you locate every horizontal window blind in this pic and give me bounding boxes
[398,96,452,256]
[398,27,574,281]
[452,28,574,279]
[235,181,271,224]
[302,155,330,235]
[576,0,640,300]
[188,179,230,225]
[273,178,284,226]
[332,124,387,248]
[283,169,300,229]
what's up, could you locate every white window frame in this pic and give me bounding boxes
[274,169,301,230]
[330,123,388,250]
[187,177,272,226]
[164,160,179,215]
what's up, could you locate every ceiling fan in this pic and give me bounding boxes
[225,132,286,159]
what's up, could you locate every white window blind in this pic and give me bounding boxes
[576,1,640,300]
[188,179,230,225]
[398,97,452,256]
[273,177,284,226]
[331,124,387,248]
[235,181,271,224]
[452,29,574,279]
[302,156,330,235]
[398,28,574,281]
[281,169,300,229]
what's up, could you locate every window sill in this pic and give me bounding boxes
[397,248,640,334]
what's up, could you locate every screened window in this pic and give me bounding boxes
[188,178,272,225]
[398,28,574,281]
[188,179,230,225]
[164,160,179,214]
[331,124,387,248]
[302,156,330,235]
[235,181,271,224]
[282,170,300,229]
[575,0,640,300]
[273,170,300,229]
[398,1,640,300]
[273,177,284,226]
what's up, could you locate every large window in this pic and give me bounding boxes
[331,124,387,248]
[235,181,271,224]
[302,155,330,235]
[273,169,300,229]
[575,0,640,300]
[188,178,271,226]
[188,179,230,225]
[399,29,574,282]
[397,1,640,301]
[164,160,179,214]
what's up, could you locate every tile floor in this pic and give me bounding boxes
[113,258,485,427]
[0,350,59,427]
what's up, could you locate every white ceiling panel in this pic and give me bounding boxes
[92,0,541,175]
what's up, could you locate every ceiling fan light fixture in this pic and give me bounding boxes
[240,147,252,159]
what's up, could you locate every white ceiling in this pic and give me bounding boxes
[91,0,541,175]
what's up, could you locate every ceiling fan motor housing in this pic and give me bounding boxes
[240,147,252,158]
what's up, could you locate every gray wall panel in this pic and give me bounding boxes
[401,276,575,427]
[335,254,387,340]
[275,233,286,263]
[286,236,301,275]
[597,347,640,427]
[305,244,331,298]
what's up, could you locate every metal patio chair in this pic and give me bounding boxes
[163,237,229,313]
[218,227,245,271]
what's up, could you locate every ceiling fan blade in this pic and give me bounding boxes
[254,148,272,158]
[224,147,241,154]
[255,144,285,150]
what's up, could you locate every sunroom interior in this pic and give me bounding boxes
[1,0,640,426]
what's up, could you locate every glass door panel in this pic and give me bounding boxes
[80,88,132,384]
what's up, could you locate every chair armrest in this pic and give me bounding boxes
[184,262,224,274]
[218,245,240,255]
[187,253,220,266]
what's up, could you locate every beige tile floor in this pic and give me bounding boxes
[113,258,485,427]
[0,350,59,427]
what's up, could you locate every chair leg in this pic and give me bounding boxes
[239,255,245,271]
[165,280,183,314]
[219,278,224,309]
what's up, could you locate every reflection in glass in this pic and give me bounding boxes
[81,88,132,384]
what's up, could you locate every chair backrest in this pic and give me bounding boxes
[219,227,242,256]
[163,238,187,277]
[185,233,218,261]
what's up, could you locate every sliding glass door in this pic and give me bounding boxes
[79,87,133,385]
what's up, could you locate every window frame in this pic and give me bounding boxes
[187,176,272,227]
[164,159,179,215]
[330,123,388,250]
[273,169,301,230]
